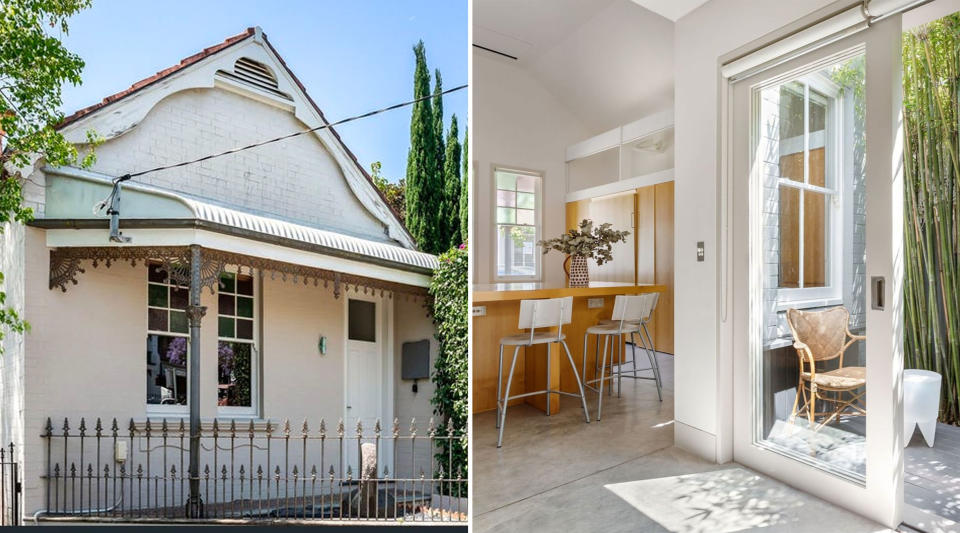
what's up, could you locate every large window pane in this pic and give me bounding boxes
[218,341,251,407]
[757,53,866,480]
[146,334,188,406]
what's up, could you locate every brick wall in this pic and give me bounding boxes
[82,87,392,243]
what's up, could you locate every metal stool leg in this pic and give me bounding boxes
[497,346,521,448]
[581,333,589,390]
[496,344,504,428]
[630,332,639,377]
[560,340,591,423]
[641,322,663,395]
[597,335,609,421]
[546,342,552,416]
[617,335,623,398]
[639,323,662,401]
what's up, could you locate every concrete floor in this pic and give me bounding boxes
[473,354,892,532]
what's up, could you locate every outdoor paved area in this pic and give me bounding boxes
[905,421,960,523]
[473,354,891,532]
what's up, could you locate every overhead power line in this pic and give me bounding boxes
[123,83,468,180]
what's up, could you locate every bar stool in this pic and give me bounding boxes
[583,294,658,421]
[609,292,663,401]
[496,296,590,447]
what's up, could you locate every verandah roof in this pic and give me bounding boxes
[36,166,438,274]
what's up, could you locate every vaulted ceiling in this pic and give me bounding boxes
[473,0,676,134]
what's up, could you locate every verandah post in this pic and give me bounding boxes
[186,245,207,517]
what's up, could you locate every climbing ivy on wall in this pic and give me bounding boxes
[428,243,468,493]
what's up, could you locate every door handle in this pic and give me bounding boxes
[871,276,885,310]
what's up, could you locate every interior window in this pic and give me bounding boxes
[146,261,189,407]
[495,169,540,279]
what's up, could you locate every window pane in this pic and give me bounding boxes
[516,175,536,192]
[778,187,800,289]
[219,317,235,338]
[779,81,805,140]
[516,209,535,226]
[236,274,254,296]
[237,297,254,318]
[803,191,828,288]
[516,192,535,209]
[148,308,168,331]
[147,334,188,405]
[170,311,188,334]
[218,293,235,316]
[348,300,376,342]
[148,263,167,283]
[497,225,537,277]
[219,273,235,294]
[236,319,254,340]
[496,207,516,224]
[758,53,866,481]
[170,287,188,310]
[148,284,168,307]
[218,341,251,407]
[496,172,516,190]
[496,190,516,207]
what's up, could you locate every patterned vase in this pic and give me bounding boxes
[567,255,590,287]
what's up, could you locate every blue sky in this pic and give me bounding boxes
[59,0,468,183]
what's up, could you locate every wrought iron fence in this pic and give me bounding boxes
[0,443,20,526]
[40,417,466,523]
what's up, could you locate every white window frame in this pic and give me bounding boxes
[491,165,543,282]
[216,266,260,418]
[146,263,190,417]
[773,73,845,309]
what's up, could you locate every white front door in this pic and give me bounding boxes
[728,15,904,528]
[344,296,383,466]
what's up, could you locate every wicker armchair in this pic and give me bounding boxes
[785,307,867,431]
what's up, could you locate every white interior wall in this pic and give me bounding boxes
[471,51,590,285]
[673,0,838,461]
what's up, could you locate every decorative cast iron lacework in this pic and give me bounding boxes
[49,246,429,300]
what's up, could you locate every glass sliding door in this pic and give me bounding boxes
[728,15,904,528]
[758,52,868,479]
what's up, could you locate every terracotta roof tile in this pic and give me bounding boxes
[57,27,256,128]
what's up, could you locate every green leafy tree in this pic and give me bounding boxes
[442,115,461,247]
[405,41,442,253]
[370,161,406,221]
[429,243,467,492]
[459,130,468,244]
[432,68,445,189]
[0,0,97,351]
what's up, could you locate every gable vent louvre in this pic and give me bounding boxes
[234,57,279,91]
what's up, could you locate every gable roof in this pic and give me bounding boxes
[57,26,415,248]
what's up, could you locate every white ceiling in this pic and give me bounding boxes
[628,0,711,21]
[474,0,675,133]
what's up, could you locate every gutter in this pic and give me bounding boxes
[29,217,435,276]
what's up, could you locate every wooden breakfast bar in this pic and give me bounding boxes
[472,282,666,414]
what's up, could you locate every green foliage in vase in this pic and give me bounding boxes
[428,243,468,493]
[538,219,630,265]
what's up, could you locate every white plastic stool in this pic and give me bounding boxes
[903,369,942,447]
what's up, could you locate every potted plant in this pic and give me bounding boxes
[538,219,630,287]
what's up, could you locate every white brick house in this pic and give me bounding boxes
[0,27,455,522]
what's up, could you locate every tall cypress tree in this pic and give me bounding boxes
[433,69,445,180]
[442,115,462,247]
[460,130,469,244]
[405,41,440,252]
